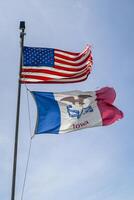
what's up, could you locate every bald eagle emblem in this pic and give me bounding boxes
[60,95,93,119]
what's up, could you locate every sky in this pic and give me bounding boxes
[0,0,134,200]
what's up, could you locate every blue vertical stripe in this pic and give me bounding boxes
[32,91,61,134]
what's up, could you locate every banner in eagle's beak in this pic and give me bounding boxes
[31,87,123,135]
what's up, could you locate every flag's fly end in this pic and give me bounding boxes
[96,87,123,126]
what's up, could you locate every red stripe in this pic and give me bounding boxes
[55,52,85,61]
[54,64,91,72]
[96,87,123,126]
[21,68,74,77]
[21,69,90,82]
[22,62,91,74]
[21,76,88,84]
[21,74,54,81]
[55,54,91,66]
[70,69,90,78]
[21,67,90,77]
[97,101,123,126]
[55,49,91,61]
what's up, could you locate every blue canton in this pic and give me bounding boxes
[23,46,54,67]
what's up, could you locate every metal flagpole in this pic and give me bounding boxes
[11,21,26,200]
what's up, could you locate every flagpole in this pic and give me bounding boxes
[11,21,26,200]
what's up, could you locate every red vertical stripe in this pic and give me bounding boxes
[96,87,123,126]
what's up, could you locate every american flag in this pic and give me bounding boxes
[20,45,93,83]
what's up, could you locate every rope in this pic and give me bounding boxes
[25,85,34,139]
[20,85,33,200]
[20,138,32,200]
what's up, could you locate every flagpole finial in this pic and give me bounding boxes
[19,21,26,39]
[19,21,25,30]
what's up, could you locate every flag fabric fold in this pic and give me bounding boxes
[21,45,93,83]
[31,87,123,135]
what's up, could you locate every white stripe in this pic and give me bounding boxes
[48,74,88,82]
[21,72,66,79]
[22,65,90,75]
[20,74,88,83]
[55,50,80,58]
[21,78,44,82]
[55,60,92,69]
[21,68,89,79]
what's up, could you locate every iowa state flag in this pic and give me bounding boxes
[31,87,123,134]
[21,45,92,83]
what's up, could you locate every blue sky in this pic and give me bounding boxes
[0,0,134,200]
